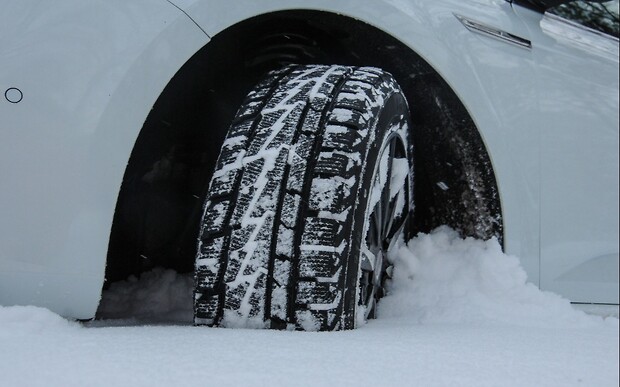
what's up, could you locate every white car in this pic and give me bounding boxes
[1,0,617,330]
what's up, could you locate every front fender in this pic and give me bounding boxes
[0,0,208,318]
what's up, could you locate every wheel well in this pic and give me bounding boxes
[104,10,503,286]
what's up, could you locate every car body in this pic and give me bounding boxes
[1,0,617,319]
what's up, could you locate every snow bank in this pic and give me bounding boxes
[0,228,616,387]
[92,227,616,328]
[381,227,614,328]
[96,267,193,323]
[3,227,613,331]
[0,305,76,336]
[91,226,615,330]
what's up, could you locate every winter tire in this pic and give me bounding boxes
[194,65,413,331]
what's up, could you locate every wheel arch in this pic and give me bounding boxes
[105,8,504,289]
[199,10,505,244]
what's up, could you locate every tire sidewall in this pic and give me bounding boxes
[342,90,412,329]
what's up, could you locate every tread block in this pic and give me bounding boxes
[242,156,265,179]
[229,225,254,251]
[270,283,288,321]
[276,226,295,258]
[224,282,249,311]
[256,106,302,146]
[231,193,254,227]
[195,266,220,293]
[194,295,219,324]
[248,273,267,317]
[286,134,315,193]
[195,235,228,289]
[248,151,287,218]
[245,87,271,101]
[286,162,306,193]
[231,159,265,225]
[201,200,231,235]
[263,80,310,110]
[197,235,228,261]
[296,282,339,305]
[217,140,247,170]
[236,99,264,119]
[223,249,244,283]
[287,156,308,193]
[309,177,349,213]
[323,125,362,150]
[224,273,267,320]
[356,66,384,75]
[266,147,289,179]
[246,129,272,158]
[328,108,367,129]
[250,180,280,218]
[208,170,239,199]
[292,134,315,159]
[281,193,300,228]
[227,120,254,139]
[270,258,292,321]
[273,258,291,287]
[225,224,272,282]
[288,65,329,83]
[299,250,341,278]
[340,81,374,96]
[301,108,323,133]
[315,151,357,177]
[240,239,271,276]
[348,72,383,87]
[301,217,343,247]
[335,92,371,111]
[194,266,220,292]
[307,67,348,110]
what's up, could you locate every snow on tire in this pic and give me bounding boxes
[194,65,413,331]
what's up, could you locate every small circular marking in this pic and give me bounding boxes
[5,88,23,103]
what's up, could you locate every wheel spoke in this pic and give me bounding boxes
[380,140,396,240]
[359,271,369,306]
[367,298,377,319]
[383,196,398,243]
[366,195,384,257]
[360,249,375,272]
[385,192,407,242]
[359,132,411,322]
[384,155,410,245]
[374,200,383,239]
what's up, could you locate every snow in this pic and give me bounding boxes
[382,227,606,328]
[330,108,354,122]
[276,226,295,257]
[300,239,347,254]
[1,228,617,386]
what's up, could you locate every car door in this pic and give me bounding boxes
[514,1,619,304]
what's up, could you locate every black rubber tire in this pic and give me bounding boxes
[194,65,413,331]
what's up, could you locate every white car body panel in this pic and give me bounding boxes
[0,0,617,318]
[0,0,208,318]
[514,6,619,304]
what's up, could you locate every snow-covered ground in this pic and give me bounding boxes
[1,228,617,386]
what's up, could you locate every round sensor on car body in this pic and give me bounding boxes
[5,88,23,103]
